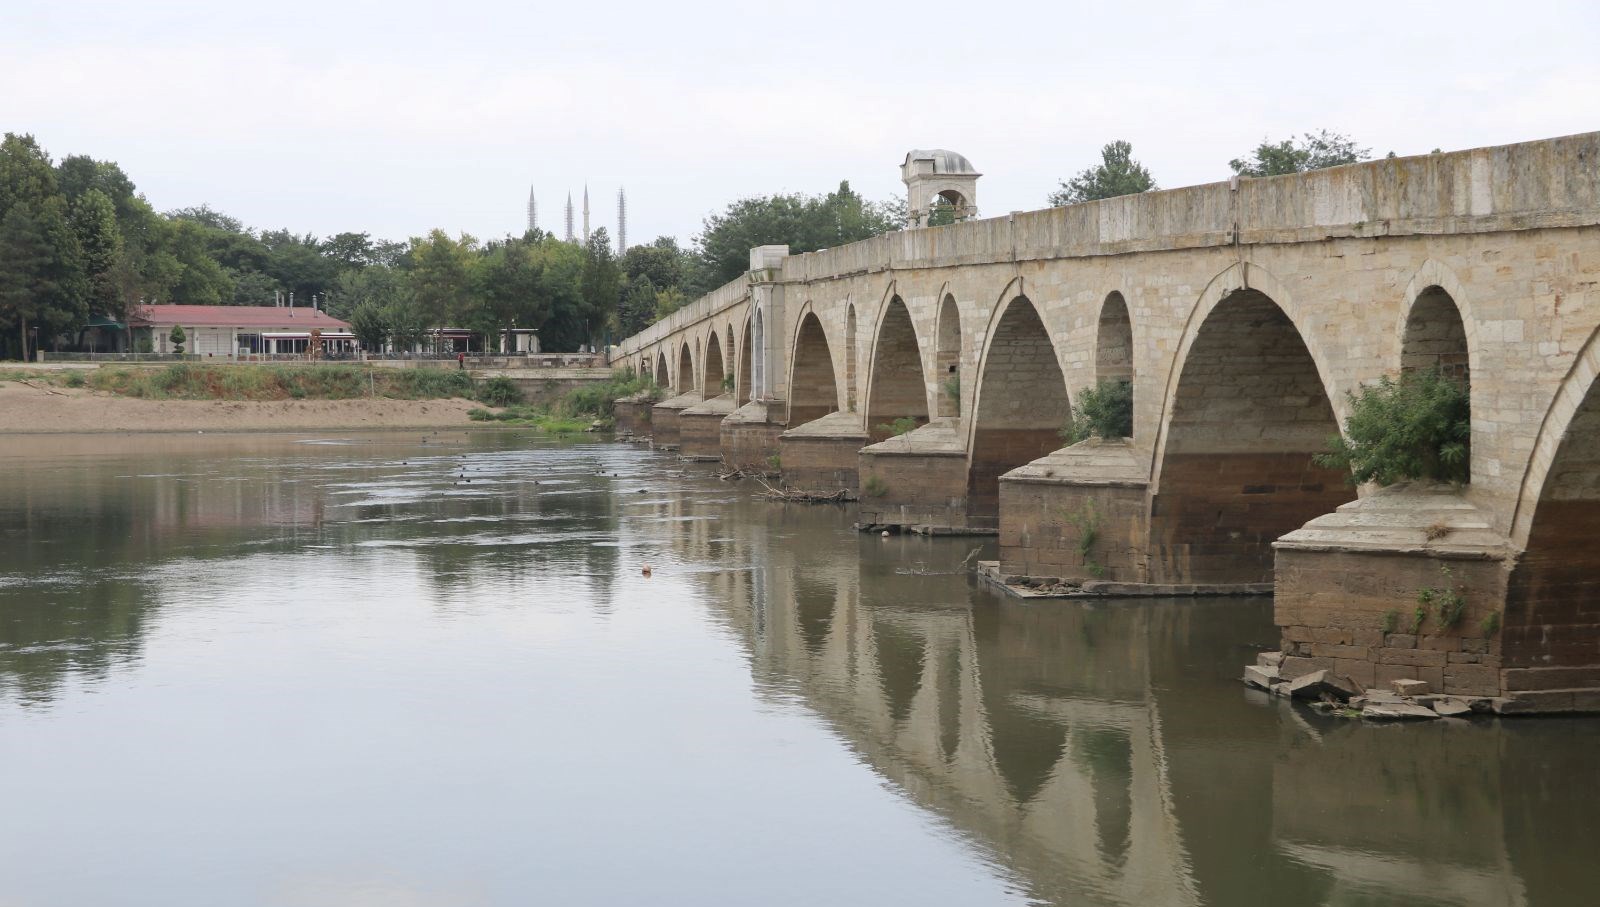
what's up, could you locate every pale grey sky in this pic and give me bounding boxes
[6,0,1598,248]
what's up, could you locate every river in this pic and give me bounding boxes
[0,431,1594,906]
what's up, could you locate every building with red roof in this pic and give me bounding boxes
[130,304,355,356]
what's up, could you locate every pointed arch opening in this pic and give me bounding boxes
[752,309,766,399]
[654,351,669,387]
[787,312,839,426]
[866,295,929,442]
[935,294,962,418]
[704,330,726,396]
[1150,288,1353,584]
[845,305,858,412]
[1402,285,1471,481]
[1093,291,1135,440]
[677,342,694,394]
[1505,367,1600,678]
[967,296,1072,527]
[738,316,753,405]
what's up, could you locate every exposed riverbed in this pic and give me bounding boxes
[0,431,1594,906]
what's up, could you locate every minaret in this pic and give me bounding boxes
[564,193,575,243]
[616,186,627,254]
[527,186,537,233]
[582,185,590,244]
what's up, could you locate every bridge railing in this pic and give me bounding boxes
[613,131,1600,352]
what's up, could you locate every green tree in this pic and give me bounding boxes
[1230,130,1370,177]
[0,207,51,359]
[655,287,688,321]
[620,236,690,292]
[348,300,389,352]
[71,189,124,316]
[580,227,622,345]
[619,276,658,337]
[228,269,281,306]
[471,237,548,352]
[169,324,186,355]
[165,220,233,305]
[0,134,60,220]
[385,297,429,353]
[689,181,901,295]
[530,236,589,352]
[406,230,476,329]
[1049,140,1156,206]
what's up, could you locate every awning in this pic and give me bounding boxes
[87,316,126,329]
[261,332,356,339]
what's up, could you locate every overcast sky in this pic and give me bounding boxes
[6,0,1598,248]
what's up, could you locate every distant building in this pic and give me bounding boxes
[131,305,355,356]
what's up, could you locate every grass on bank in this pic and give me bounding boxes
[79,363,487,402]
[468,368,663,436]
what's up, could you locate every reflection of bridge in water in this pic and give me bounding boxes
[653,494,1563,906]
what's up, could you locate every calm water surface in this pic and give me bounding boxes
[0,431,1595,906]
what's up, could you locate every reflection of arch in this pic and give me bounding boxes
[935,293,962,418]
[1148,286,1353,584]
[654,350,669,387]
[704,329,726,395]
[865,295,929,442]
[845,303,858,412]
[738,314,753,405]
[677,341,694,394]
[967,290,1072,526]
[1504,325,1600,675]
[786,309,839,425]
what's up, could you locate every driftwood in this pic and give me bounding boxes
[752,475,851,503]
[717,466,771,481]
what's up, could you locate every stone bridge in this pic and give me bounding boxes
[610,132,1600,709]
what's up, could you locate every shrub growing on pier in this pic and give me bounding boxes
[1063,378,1133,443]
[1315,368,1470,485]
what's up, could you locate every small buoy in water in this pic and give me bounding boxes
[881,530,890,538]
[641,565,653,577]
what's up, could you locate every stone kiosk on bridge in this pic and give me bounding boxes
[611,133,1600,711]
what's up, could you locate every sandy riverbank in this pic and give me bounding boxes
[0,382,486,433]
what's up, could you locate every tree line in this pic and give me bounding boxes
[1,128,1383,360]
[1048,130,1379,205]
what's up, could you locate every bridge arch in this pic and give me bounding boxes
[677,341,694,394]
[967,284,1073,526]
[935,291,962,418]
[1095,290,1135,439]
[787,306,840,426]
[1148,269,1354,584]
[704,328,726,395]
[865,294,929,442]
[1505,324,1600,677]
[654,350,669,387]
[845,302,859,412]
[737,314,753,404]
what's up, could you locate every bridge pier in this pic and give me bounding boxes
[1273,485,1510,698]
[997,440,1151,582]
[612,392,654,438]
[720,401,784,473]
[857,421,973,531]
[650,391,700,451]
[777,412,866,496]
[679,395,737,461]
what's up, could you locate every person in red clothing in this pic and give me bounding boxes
[457,351,465,369]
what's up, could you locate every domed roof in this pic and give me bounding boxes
[904,149,977,174]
